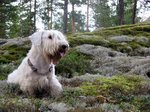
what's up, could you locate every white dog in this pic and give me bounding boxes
[7,30,69,97]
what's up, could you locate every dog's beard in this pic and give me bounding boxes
[45,48,67,64]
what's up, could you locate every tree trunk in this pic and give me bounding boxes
[86,0,90,31]
[29,0,32,16]
[47,0,50,29]
[72,4,75,33]
[29,0,32,33]
[0,2,7,38]
[118,0,124,25]
[132,0,137,24]
[33,0,36,31]
[63,0,68,34]
[50,0,53,29]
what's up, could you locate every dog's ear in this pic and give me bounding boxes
[29,31,43,46]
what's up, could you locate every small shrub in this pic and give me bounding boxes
[56,49,92,77]
[138,96,150,111]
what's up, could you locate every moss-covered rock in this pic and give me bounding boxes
[0,44,29,64]
[68,23,150,55]
[0,44,29,79]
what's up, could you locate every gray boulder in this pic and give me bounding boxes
[135,36,149,43]
[76,44,126,58]
[109,35,134,42]
[1,37,30,46]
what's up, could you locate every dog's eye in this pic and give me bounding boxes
[48,35,52,39]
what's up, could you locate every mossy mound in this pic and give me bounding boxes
[80,75,149,96]
[0,44,29,64]
[1,75,150,111]
[68,23,150,55]
[94,23,150,37]
[0,44,29,80]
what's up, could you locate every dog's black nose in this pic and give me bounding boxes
[61,45,68,49]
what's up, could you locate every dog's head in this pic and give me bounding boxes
[29,30,69,64]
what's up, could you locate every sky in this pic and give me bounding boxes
[136,0,150,21]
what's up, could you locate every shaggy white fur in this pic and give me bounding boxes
[7,30,69,97]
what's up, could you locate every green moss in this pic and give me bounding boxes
[101,23,150,30]
[91,24,149,38]
[80,75,147,96]
[96,23,150,32]
[117,46,132,53]
[0,74,150,111]
[68,35,108,47]
[0,44,28,64]
[0,44,29,79]
[135,40,150,48]
[80,75,150,111]
[67,23,150,55]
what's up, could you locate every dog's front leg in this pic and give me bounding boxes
[48,64,63,97]
[49,76,63,97]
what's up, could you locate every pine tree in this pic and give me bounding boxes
[92,0,112,28]
[86,0,90,31]
[118,0,124,25]
[70,0,81,33]
[39,0,59,30]
[33,0,37,31]
[132,0,137,24]
[63,0,68,34]
[0,0,19,38]
[18,0,34,37]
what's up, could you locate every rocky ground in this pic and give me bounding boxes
[0,23,150,112]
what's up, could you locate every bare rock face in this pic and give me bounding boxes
[76,44,150,78]
[135,36,149,43]
[109,35,149,44]
[76,44,126,58]
[135,47,150,56]
[109,35,134,42]
[0,37,30,46]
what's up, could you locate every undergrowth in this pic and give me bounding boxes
[56,49,92,77]
[0,44,28,64]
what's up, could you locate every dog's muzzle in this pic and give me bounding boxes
[58,44,69,57]
[46,44,69,64]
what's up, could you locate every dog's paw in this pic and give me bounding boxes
[51,85,63,97]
